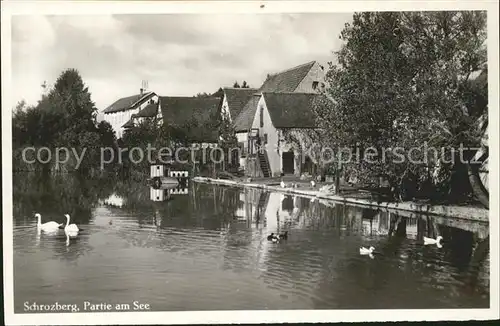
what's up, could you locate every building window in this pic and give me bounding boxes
[260,106,264,128]
[312,81,319,90]
[264,133,268,145]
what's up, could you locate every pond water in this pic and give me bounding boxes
[12,173,490,312]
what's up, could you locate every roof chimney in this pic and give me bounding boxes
[140,80,149,96]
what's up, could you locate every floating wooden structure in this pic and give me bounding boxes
[149,164,189,189]
[149,164,189,200]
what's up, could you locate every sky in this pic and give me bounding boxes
[11,13,352,112]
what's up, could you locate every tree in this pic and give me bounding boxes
[314,11,487,202]
[216,110,238,171]
[12,69,118,174]
[232,81,250,88]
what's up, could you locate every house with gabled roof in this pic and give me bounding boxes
[121,95,221,145]
[102,88,159,138]
[231,60,326,176]
[220,87,258,122]
[234,93,261,150]
[246,92,324,177]
[216,87,259,167]
[122,101,163,131]
[258,60,325,93]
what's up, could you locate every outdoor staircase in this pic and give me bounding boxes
[258,151,271,177]
[258,191,269,209]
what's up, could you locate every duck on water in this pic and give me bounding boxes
[359,246,378,259]
[267,231,288,242]
[424,235,444,248]
[278,231,288,240]
[359,246,375,255]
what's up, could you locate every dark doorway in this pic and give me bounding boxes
[282,151,295,174]
[302,156,314,175]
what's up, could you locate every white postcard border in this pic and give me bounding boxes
[2,1,499,324]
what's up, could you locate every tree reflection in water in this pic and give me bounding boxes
[14,172,117,264]
[13,172,116,226]
[13,177,489,309]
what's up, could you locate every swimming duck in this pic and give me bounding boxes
[267,233,280,242]
[359,246,375,255]
[423,235,443,246]
[278,231,288,240]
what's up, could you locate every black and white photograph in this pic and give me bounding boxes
[2,1,499,325]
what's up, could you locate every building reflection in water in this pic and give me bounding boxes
[150,185,190,227]
[107,183,489,248]
[108,183,489,304]
[150,186,189,202]
[231,186,489,244]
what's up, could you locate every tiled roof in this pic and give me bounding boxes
[223,88,258,120]
[122,118,135,128]
[103,92,154,113]
[233,95,261,132]
[135,102,159,118]
[262,92,323,129]
[159,96,222,142]
[258,61,316,93]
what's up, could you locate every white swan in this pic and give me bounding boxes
[360,246,375,255]
[36,228,41,246]
[35,213,62,232]
[424,235,443,246]
[64,214,79,232]
[65,229,79,246]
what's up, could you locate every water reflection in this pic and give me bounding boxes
[14,172,116,226]
[149,184,189,202]
[102,194,125,207]
[13,173,490,311]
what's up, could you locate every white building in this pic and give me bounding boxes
[231,61,326,176]
[219,87,258,168]
[102,89,158,139]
